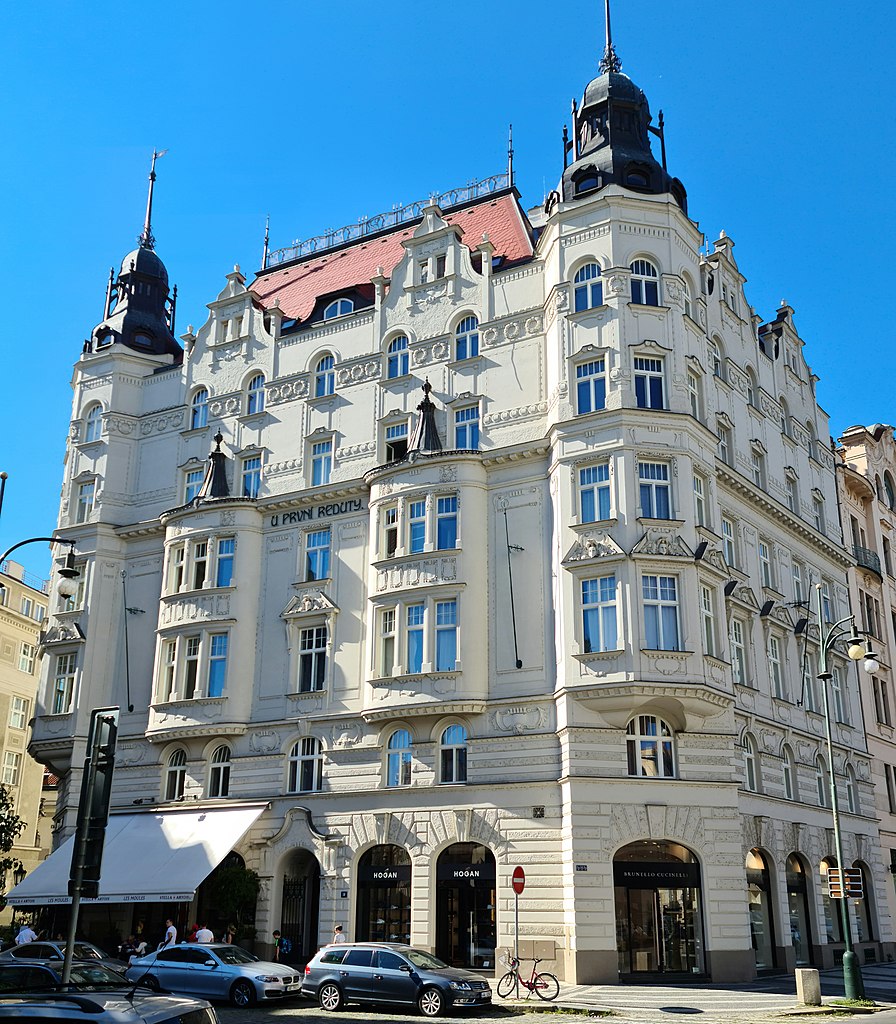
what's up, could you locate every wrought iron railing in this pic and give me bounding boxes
[854,545,882,576]
[0,559,49,593]
[264,173,511,268]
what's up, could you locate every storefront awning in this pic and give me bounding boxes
[7,803,267,906]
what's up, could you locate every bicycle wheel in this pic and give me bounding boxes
[533,972,559,1000]
[496,971,518,998]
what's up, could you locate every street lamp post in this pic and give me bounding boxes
[815,584,878,1002]
[0,537,81,601]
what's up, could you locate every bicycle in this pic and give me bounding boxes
[496,954,560,1000]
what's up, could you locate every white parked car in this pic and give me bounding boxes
[125,943,302,1007]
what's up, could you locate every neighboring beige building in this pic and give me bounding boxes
[0,559,49,920]
[837,424,896,932]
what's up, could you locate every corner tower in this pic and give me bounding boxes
[560,0,687,212]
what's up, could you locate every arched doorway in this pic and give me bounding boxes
[613,840,705,977]
[820,857,843,944]
[196,852,255,946]
[785,854,814,965]
[746,849,777,969]
[280,849,321,963]
[435,843,496,970]
[356,845,411,944]
[853,861,875,944]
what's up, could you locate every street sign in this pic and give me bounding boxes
[512,866,526,895]
[827,867,864,899]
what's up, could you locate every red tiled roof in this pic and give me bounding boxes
[249,193,533,323]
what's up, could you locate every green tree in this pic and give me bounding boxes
[0,784,25,910]
[205,863,260,932]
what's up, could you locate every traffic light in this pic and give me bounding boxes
[827,867,844,899]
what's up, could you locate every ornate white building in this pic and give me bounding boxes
[15,24,895,983]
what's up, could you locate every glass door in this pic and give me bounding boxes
[619,887,703,975]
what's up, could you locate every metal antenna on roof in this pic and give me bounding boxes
[598,0,622,74]
[262,215,271,269]
[507,124,514,187]
[138,148,167,250]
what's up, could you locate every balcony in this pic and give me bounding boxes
[854,545,882,577]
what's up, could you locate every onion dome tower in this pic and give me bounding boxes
[89,150,182,361]
[560,0,687,212]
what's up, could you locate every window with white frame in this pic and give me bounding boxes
[721,517,737,567]
[435,599,458,671]
[846,765,858,814]
[792,560,804,604]
[803,651,819,713]
[246,373,265,415]
[379,608,396,677]
[242,455,261,498]
[191,389,209,430]
[751,448,766,489]
[323,298,353,320]
[310,439,332,486]
[215,538,235,587]
[379,494,458,558]
[288,737,322,793]
[406,604,424,673]
[579,463,611,523]
[383,505,399,557]
[385,421,409,462]
[18,642,36,675]
[687,371,702,420]
[634,356,665,409]
[183,637,201,699]
[208,634,228,697]
[782,745,796,800]
[626,715,674,777]
[387,729,412,787]
[305,528,331,582]
[582,575,617,653]
[642,575,680,651]
[159,632,228,701]
[208,744,231,798]
[165,749,187,800]
[769,634,785,698]
[693,473,707,527]
[184,467,204,503]
[76,480,95,523]
[886,765,896,813]
[454,405,480,450]
[408,499,426,554]
[700,585,716,657]
[746,370,757,408]
[831,665,848,723]
[744,734,759,792]
[166,537,235,594]
[455,316,479,360]
[52,652,77,714]
[298,625,327,692]
[575,358,607,414]
[84,404,102,443]
[786,474,799,514]
[2,751,22,787]
[731,618,748,686]
[574,262,603,311]
[708,339,723,378]
[872,676,892,725]
[638,461,671,519]
[816,755,827,806]
[21,597,33,618]
[759,540,773,589]
[386,335,409,378]
[630,259,659,305]
[820,581,833,623]
[436,496,458,549]
[813,496,826,535]
[440,724,468,784]
[315,355,335,397]
[59,565,87,612]
[683,278,693,319]
[9,696,28,730]
[191,541,208,590]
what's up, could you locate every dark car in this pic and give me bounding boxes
[0,959,129,992]
[0,940,121,971]
[302,942,492,1017]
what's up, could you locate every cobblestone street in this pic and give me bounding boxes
[216,1004,582,1024]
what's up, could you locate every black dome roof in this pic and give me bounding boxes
[120,246,169,284]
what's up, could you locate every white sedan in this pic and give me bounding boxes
[125,943,302,1007]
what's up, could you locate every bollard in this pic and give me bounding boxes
[795,968,821,1006]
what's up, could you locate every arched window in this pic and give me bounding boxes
[440,724,467,784]
[746,849,777,970]
[707,339,722,379]
[846,765,859,814]
[682,277,693,319]
[779,398,790,437]
[246,373,265,415]
[288,737,322,793]
[782,745,797,801]
[191,388,209,430]
[746,369,758,407]
[208,744,231,798]
[885,473,896,511]
[386,336,409,379]
[84,405,102,443]
[315,355,335,398]
[165,749,187,801]
[323,298,353,320]
[625,715,674,778]
[630,259,659,305]
[816,755,828,806]
[744,734,760,792]
[387,729,412,787]
[853,863,875,942]
[574,262,603,311]
[806,421,818,460]
[786,854,814,965]
[455,316,479,360]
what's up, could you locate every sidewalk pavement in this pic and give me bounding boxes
[504,962,896,1022]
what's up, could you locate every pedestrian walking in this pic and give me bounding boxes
[195,923,214,943]
[272,929,282,961]
[223,923,236,944]
[159,918,177,949]
[15,924,37,944]
[332,924,346,944]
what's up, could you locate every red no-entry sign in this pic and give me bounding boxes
[512,866,526,895]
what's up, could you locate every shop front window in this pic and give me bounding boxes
[786,854,814,965]
[435,843,496,970]
[746,850,776,970]
[356,844,411,944]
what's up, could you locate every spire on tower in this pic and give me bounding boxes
[598,0,622,74]
[138,148,167,250]
[507,124,514,186]
[262,215,271,268]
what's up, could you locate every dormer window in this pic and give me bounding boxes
[132,332,153,347]
[574,173,600,195]
[626,170,650,187]
[96,332,113,348]
[323,298,353,320]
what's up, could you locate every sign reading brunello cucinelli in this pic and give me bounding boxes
[269,498,366,528]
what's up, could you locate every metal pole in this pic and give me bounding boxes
[816,588,864,1000]
[514,891,520,998]
[61,739,100,985]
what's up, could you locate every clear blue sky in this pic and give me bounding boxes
[2,0,894,579]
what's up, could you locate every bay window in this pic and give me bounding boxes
[579,463,611,523]
[642,574,680,651]
[581,575,617,653]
